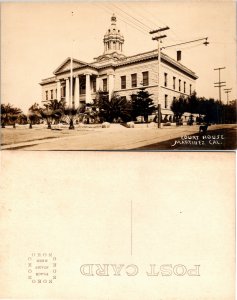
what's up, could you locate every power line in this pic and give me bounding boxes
[93,2,185,49]
[110,3,152,31]
[134,5,182,43]
[95,3,149,36]
[103,4,147,34]
[161,37,209,49]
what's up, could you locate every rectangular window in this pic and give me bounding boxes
[131,73,137,88]
[142,71,149,86]
[179,79,181,91]
[45,91,48,101]
[121,76,126,89]
[173,77,176,90]
[55,89,57,98]
[50,90,53,99]
[164,73,168,87]
[184,81,186,93]
[165,94,168,108]
[103,78,107,92]
[190,84,192,95]
[92,79,96,92]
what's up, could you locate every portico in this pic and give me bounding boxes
[42,69,100,107]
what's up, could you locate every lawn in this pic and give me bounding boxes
[1,125,91,146]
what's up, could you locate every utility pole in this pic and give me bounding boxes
[224,88,232,105]
[150,26,169,128]
[214,67,226,102]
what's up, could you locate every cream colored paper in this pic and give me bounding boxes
[0,151,235,299]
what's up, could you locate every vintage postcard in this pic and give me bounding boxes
[0,151,235,299]
[0,1,236,299]
[1,1,236,150]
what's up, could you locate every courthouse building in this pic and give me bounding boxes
[40,14,198,120]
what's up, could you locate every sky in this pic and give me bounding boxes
[1,1,236,113]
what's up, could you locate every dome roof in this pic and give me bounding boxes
[104,14,124,40]
[95,14,126,61]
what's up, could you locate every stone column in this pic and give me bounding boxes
[65,78,70,105]
[96,76,100,91]
[85,73,92,104]
[56,80,61,101]
[108,73,115,101]
[74,75,80,107]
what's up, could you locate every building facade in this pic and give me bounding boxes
[40,14,198,119]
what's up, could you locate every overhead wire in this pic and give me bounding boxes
[93,3,149,37]
[94,2,179,47]
[132,4,184,43]
[104,3,150,35]
[112,2,185,50]
[110,3,152,31]
[93,2,207,56]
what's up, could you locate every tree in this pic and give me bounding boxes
[41,99,66,129]
[187,91,199,114]
[170,95,188,120]
[1,103,22,128]
[64,106,78,129]
[97,92,132,123]
[130,88,156,122]
[48,99,66,124]
[27,103,42,129]
[225,100,237,124]
[78,102,100,124]
[17,113,28,125]
[206,99,221,123]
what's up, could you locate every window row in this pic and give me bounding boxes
[164,73,192,94]
[120,71,149,90]
[45,89,57,101]
[45,88,66,100]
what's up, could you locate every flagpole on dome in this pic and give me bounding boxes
[69,11,75,129]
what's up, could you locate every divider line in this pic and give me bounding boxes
[131,199,133,256]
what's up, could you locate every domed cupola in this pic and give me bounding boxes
[103,14,125,58]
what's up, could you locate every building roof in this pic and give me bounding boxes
[45,49,198,81]
[40,15,198,83]
[94,49,198,79]
[53,57,94,75]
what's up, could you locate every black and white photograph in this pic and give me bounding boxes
[1,1,236,150]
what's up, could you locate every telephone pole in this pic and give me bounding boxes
[150,26,169,128]
[224,88,232,105]
[214,67,226,102]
